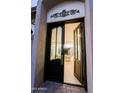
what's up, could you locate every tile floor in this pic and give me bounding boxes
[64,60,82,85]
[34,81,86,93]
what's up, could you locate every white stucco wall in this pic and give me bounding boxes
[47,1,85,23]
[85,0,93,93]
[31,0,42,92]
[32,0,47,89]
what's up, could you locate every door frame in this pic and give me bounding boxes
[44,17,87,90]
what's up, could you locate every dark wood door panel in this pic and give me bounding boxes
[74,22,87,90]
[44,22,64,83]
[74,60,81,81]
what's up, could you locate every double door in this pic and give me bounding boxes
[45,21,87,90]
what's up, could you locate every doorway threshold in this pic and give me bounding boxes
[64,82,83,88]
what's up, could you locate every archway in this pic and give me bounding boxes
[44,0,87,87]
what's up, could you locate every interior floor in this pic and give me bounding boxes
[35,81,86,93]
[64,59,82,85]
[64,22,82,85]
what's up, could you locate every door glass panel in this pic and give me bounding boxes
[56,27,62,59]
[50,27,62,60]
[77,28,81,61]
[50,28,56,60]
[74,30,78,59]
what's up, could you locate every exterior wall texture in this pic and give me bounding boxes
[31,0,47,90]
[85,0,93,93]
[31,0,42,90]
[34,2,47,87]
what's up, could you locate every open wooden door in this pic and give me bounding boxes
[74,22,87,90]
[44,22,64,83]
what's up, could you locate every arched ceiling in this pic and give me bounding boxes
[42,0,84,12]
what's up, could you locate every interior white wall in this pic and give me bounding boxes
[47,1,85,23]
[65,23,80,44]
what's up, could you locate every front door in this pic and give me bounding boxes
[45,22,64,83]
[74,22,87,89]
